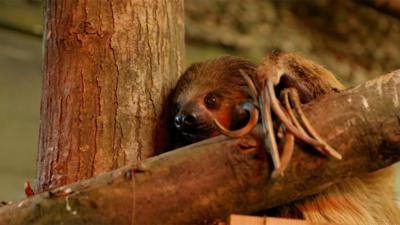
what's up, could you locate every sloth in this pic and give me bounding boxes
[172,52,342,172]
[170,53,400,225]
[171,56,256,145]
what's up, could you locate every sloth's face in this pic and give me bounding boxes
[172,89,249,144]
[170,56,256,144]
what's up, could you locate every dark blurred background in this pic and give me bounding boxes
[0,0,399,201]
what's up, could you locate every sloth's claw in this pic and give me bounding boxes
[216,70,342,178]
[260,88,281,171]
[266,81,327,151]
[271,131,294,178]
[286,88,342,160]
[240,69,258,100]
[213,103,259,138]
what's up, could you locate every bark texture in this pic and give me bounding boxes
[37,0,184,192]
[1,71,399,225]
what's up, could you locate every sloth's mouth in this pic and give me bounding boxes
[180,128,214,143]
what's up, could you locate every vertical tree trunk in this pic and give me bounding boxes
[37,0,184,192]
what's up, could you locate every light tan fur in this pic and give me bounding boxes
[297,167,399,225]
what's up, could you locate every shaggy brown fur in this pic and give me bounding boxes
[257,52,345,103]
[170,53,400,224]
[171,56,256,144]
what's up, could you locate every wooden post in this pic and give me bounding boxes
[37,0,184,192]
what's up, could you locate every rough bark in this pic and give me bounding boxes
[37,0,184,192]
[1,71,399,225]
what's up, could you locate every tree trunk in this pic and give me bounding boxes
[37,0,184,193]
[1,71,399,225]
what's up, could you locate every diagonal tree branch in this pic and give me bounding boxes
[0,71,399,225]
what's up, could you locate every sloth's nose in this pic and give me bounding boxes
[174,112,197,130]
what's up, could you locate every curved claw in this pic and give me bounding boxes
[213,103,259,138]
[282,89,307,135]
[288,88,342,160]
[271,131,295,178]
[239,69,258,100]
[266,80,327,150]
[260,91,281,170]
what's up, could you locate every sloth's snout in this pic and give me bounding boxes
[174,112,198,131]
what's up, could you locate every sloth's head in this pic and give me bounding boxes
[171,56,256,143]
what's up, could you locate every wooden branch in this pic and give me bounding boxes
[1,71,399,225]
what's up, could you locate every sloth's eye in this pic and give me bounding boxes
[204,92,220,109]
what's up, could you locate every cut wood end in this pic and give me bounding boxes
[229,214,342,225]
